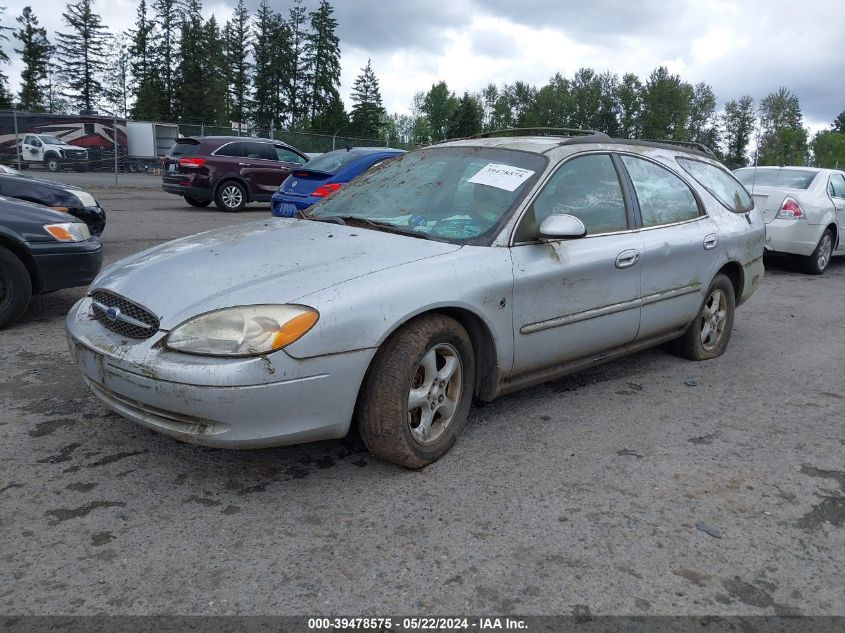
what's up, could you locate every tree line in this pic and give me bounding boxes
[0,1,843,168]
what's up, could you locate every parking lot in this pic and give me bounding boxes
[1,177,843,616]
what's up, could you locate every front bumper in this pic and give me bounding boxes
[70,205,106,236]
[66,296,376,448]
[764,219,824,257]
[30,238,103,293]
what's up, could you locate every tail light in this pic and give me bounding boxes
[178,157,206,169]
[312,183,343,198]
[776,196,804,220]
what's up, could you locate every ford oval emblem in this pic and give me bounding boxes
[106,307,120,321]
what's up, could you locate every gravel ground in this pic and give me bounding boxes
[1,186,843,616]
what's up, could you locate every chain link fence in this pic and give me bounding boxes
[0,109,413,179]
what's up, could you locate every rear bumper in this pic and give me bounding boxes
[30,238,103,292]
[162,183,212,201]
[764,220,823,256]
[270,194,315,216]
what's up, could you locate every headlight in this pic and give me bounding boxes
[44,222,90,242]
[165,305,319,356]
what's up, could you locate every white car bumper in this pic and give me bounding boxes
[764,219,824,257]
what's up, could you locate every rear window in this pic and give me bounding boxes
[677,158,753,213]
[734,168,818,189]
[169,140,202,156]
[304,150,367,174]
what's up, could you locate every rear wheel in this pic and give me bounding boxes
[215,181,247,212]
[0,246,32,329]
[357,314,475,469]
[184,195,211,208]
[803,229,834,275]
[671,273,735,361]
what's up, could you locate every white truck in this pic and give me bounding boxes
[125,122,179,172]
[19,133,89,172]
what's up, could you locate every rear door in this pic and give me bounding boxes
[240,142,307,198]
[829,173,845,251]
[618,154,718,340]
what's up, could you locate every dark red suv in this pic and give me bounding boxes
[162,136,309,212]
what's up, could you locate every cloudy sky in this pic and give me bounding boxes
[2,0,843,128]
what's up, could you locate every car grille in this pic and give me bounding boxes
[90,290,160,339]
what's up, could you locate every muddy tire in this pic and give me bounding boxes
[802,229,834,275]
[214,181,247,212]
[671,273,735,361]
[0,246,32,329]
[184,195,211,208]
[356,314,475,469]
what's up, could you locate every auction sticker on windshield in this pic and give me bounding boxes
[468,163,535,191]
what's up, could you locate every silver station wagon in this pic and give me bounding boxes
[67,132,765,468]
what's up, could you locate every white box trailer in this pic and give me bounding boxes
[125,122,179,172]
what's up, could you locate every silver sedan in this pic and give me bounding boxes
[67,135,765,468]
[734,166,845,274]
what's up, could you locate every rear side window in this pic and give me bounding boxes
[215,142,244,157]
[677,157,753,213]
[829,174,845,199]
[169,141,202,156]
[305,150,366,174]
[621,155,701,227]
[734,168,818,189]
[518,154,627,239]
[275,146,306,163]
[241,142,268,159]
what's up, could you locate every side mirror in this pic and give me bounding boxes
[538,214,587,240]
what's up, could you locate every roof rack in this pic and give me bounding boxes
[469,127,604,139]
[638,138,716,157]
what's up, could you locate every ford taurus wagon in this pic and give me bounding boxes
[69,132,765,468]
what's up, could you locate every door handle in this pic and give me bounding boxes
[238,162,251,166]
[615,249,640,269]
[703,233,719,250]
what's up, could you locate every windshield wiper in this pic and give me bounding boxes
[313,215,435,240]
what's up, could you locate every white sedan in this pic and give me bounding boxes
[734,166,845,274]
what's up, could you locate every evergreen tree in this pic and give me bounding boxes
[103,32,130,117]
[152,0,179,118]
[687,82,718,148]
[447,92,483,139]
[0,7,12,108]
[225,0,251,125]
[305,0,340,123]
[422,81,457,142]
[129,0,162,119]
[720,95,755,169]
[55,0,110,113]
[173,0,205,120]
[349,59,385,138]
[14,6,52,111]
[310,94,347,132]
[758,87,807,166]
[616,73,643,138]
[252,1,289,129]
[202,15,228,124]
[284,0,310,126]
[832,111,845,134]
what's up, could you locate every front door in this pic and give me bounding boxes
[510,153,643,375]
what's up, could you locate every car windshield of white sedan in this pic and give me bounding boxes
[307,147,546,243]
[734,168,818,189]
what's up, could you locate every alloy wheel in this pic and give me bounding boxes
[221,185,243,209]
[407,343,463,445]
[700,289,728,351]
[817,233,832,271]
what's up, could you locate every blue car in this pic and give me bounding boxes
[271,147,405,217]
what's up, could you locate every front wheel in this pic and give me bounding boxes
[45,156,61,172]
[184,195,211,208]
[214,181,247,212]
[671,273,735,361]
[803,229,834,275]
[357,314,475,469]
[0,245,32,329]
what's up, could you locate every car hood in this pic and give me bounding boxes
[91,218,463,329]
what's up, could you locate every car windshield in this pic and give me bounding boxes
[734,168,818,189]
[38,135,66,145]
[307,147,546,244]
[304,150,373,174]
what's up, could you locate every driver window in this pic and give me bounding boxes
[516,154,627,241]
